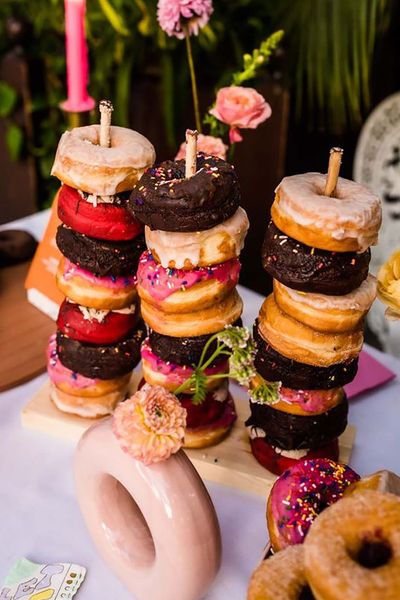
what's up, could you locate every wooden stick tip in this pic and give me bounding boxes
[99,99,114,114]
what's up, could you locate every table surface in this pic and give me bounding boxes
[1,211,400,599]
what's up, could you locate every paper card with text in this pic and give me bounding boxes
[0,558,86,599]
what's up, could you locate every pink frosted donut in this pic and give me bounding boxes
[56,257,138,310]
[137,250,241,313]
[141,338,228,392]
[47,335,130,417]
[267,458,359,551]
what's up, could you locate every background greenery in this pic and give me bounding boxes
[0,0,393,207]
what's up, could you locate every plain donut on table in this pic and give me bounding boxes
[304,490,400,600]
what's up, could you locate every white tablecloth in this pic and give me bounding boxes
[1,212,400,598]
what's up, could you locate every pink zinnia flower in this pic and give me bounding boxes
[175,133,227,160]
[209,86,272,143]
[112,384,187,465]
[157,0,213,39]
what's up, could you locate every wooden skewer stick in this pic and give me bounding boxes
[324,147,343,197]
[185,129,198,178]
[99,99,114,148]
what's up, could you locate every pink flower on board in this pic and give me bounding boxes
[112,384,186,465]
[157,0,213,39]
[209,86,272,143]
[175,133,227,160]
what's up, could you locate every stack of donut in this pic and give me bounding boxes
[128,147,249,447]
[47,119,155,417]
[248,460,400,600]
[246,163,382,474]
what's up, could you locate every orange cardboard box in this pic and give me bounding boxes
[25,193,64,320]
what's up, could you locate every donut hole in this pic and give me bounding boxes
[98,474,156,568]
[348,530,393,569]
[298,584,315,600]
[356,538,392,569]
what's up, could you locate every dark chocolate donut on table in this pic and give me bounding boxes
[253,322,359,389]
[262,221,371,295]
[128,153,240,232]
[148,318,242,367]
[56,321,146,379]
[245,396,348,450]
[56,224,146,277]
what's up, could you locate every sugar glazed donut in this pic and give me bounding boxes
[267,458,359,552]
[247,545,311,600]
[258,294,364,367]
[271,173,382,253]
[51,124,155,195]
[145,206,249,269]
[304,490,400,600]
[273,276,376,334]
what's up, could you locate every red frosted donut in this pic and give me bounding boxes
[57,299,138,344]
[58,184,143,241]
[250,436,340,476]
[267,457,360,552]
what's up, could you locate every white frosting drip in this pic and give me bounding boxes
[247,426,266,440]
[78,189,116,206]
[276,173,382,252]
[51,125,155,195]
[78,304,135,322]
[273,447,310,459]
[212,381,229,402]
[145,206,249,268]
[280,274,377,312]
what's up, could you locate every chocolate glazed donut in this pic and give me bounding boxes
[245,397,348,450]
[129,153,240,232]
[56,322,146,379]
[253,322,358,389]
[148,318,243,366]
[262,221,370,295]
[56,225,146,277]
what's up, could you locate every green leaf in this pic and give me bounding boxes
[97,0,129,36]
[0,81,18,118]
[5,123,23,161]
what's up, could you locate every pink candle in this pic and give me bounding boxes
[62,0,95,113]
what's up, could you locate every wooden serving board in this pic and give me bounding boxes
[21,375,355,497]
[0,262,55,392]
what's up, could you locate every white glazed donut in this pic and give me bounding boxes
[274,275,377,333]
[74,418,221,600]
[145,206,249,269]
[51,125,155,195]
[272,173,382,252]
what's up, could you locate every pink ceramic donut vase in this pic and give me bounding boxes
[74,416,221,600]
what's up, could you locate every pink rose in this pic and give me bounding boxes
[209,86,272,143]
[175,133,228,160]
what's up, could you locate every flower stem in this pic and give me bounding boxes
[184,27,202,133]
[228,143,236,162]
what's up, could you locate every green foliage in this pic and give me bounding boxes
[273,0,391,133]
[232,29,284,86]
[204,29,283,138]
[5,123,23,161]
[0,0,393,205]
[0,81,17,117]
[174,325,279,406]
